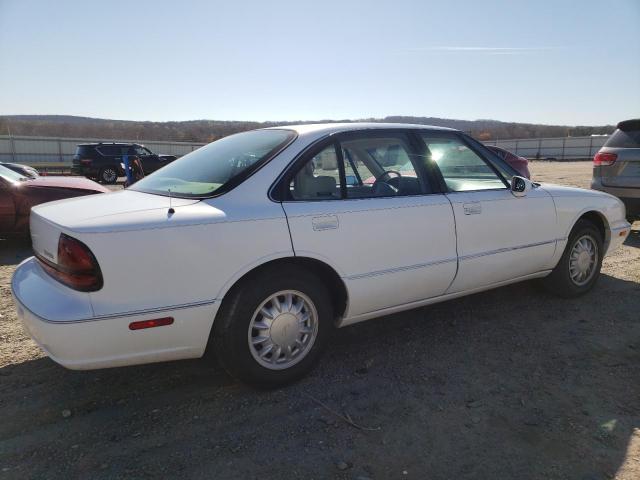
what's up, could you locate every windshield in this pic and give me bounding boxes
[131,129,296,197]
[0,164,28,183]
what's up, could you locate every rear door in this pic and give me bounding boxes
[280,130,458,321]
[600,122,640,188]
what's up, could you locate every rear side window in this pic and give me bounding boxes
[74,146,94,157]
[97,145,129,156]
[604,128,640,148]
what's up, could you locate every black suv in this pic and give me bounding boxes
[72,143,177,184]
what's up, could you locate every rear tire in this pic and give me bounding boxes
[99,167,118,185]
[211,266,334,388]
[542,219,603,298]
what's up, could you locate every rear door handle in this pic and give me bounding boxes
[312,215,339,231]
[463,202,482,215]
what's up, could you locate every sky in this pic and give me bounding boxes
[0,0,638,126]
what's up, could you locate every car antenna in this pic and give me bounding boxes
[168,188,175,215]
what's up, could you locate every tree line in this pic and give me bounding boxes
[0,115,615,143]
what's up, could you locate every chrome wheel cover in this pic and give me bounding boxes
[248,290,318,370]
[102,168,117,183]
[569,234,598,286]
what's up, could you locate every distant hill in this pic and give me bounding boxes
[0,115,615,143]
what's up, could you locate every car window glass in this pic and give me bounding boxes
[0,164,26,183]
[604,128,640,148]
[419,134,506,192]
[340,136,423,198]
[287,133,427,201]
[132,129,295,197]
[289,145,341,200]
[133,146,149,156]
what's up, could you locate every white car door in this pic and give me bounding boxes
[416,132,558,293]
[278,130,458,322]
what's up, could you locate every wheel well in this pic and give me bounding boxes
[221,257,348,320]
[578,211,606,238]
[577,211,609,247]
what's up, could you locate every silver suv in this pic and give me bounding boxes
[592,119,640,222]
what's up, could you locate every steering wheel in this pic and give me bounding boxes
[373,170,401,188]
[371,170,402,196]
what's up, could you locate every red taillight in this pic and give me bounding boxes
[80,159,92,165]
[593,152,617,166]
[129,317,174,330]
[37,234,103,291]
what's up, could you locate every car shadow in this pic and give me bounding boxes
[624,225,640,248]
[0,237,32,265]
[1,273,639,479]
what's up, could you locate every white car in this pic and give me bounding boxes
[12,123,631,387]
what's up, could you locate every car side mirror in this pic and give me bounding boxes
[510,175,532,197]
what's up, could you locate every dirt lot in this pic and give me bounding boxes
[1,162,638,479]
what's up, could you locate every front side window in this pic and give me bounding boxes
[132,146,150,156]
[132,129,295,197]
[287,132,427,200]
[419,134,506,192]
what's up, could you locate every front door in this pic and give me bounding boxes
[416,131,557,293]
[280,130,458,322]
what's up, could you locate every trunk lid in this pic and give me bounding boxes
[31,189,200,231]
[25,176,110,192]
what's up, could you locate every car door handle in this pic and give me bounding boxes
[463,202,482,215]
[312,215,339,231]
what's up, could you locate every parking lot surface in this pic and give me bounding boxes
[0,161,638,479]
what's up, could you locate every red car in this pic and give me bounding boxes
[485,145,531,179]
[0,165,109,237]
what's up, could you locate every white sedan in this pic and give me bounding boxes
[12,123,631,387]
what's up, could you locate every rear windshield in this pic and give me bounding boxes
[130,129,296,198]
[0,164,28,183]
[604,128,640,148]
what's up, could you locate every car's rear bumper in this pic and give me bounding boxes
[592,179,640,218]
[11,257,219,370]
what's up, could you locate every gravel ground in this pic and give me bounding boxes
[0,162,638,479]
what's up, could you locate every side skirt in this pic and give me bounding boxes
[338,270,552,327]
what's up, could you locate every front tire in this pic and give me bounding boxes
[211,266,334,388]
[542,219,603,297]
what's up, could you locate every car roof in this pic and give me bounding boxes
[78,142,141,146]
[265,122,458,136]
[617,119,640,131]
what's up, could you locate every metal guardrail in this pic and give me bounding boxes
[0,135,205,166]
[0,134,610,167]
[483,135,609,161]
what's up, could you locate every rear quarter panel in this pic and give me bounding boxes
[71,200,294,317]
[600,147,640,189]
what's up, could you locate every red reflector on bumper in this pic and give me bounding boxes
[129,317,174,330]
